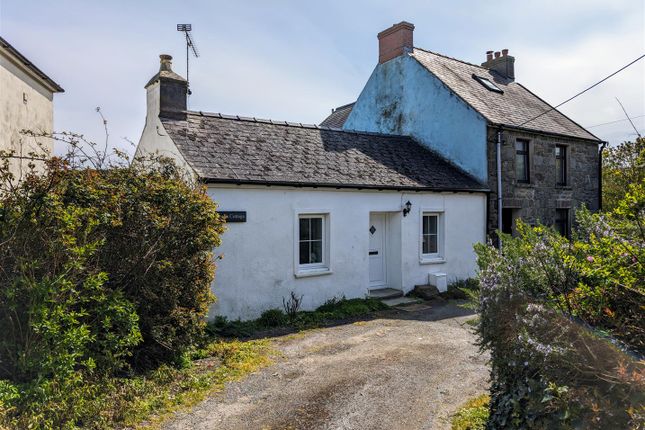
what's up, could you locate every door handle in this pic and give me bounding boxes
[369,251,378,255]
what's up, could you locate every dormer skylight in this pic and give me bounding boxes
[472,74,503,93]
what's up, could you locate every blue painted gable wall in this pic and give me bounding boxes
[344,55,488,183]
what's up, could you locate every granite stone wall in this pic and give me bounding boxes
[486,127,600,237]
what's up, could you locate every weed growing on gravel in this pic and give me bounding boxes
[451,394,490,430]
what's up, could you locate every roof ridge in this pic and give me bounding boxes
[412,47,488,71]
[185,110,411,139]
[332,101,356,112]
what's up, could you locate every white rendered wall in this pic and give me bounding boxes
[0,52,54,180]
[207,185,486,320]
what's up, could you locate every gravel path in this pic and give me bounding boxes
[164,301,489,430]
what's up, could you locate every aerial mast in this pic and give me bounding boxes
[176,24,199,95]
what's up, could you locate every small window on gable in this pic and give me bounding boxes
[472,74,503,93]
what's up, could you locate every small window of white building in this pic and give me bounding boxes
[421,212,444,261]
[296,213,330,276]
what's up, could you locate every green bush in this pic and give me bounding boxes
[0,143,224,427]
[209,297,388,338]
[258,309,288,327]
[92,162,224,368]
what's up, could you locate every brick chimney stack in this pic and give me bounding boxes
[378,21,414,64]
[481,49,515,81]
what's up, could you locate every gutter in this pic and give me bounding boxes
[201,177,489,194]
[490,122,601,145]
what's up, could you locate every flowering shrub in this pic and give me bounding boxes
[476,236,644,428]
[475,174,645,428]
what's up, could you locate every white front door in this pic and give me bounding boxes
[369,213,387,287]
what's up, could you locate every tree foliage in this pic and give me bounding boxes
[602,137,644,211]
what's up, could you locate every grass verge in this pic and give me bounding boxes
[2,339,274,430]
[119,339,274,429]
[451,394,490,430]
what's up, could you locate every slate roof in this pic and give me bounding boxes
[320,102,355,128]
[321,48,599,142]
[161,112,487,192]
[0,36,64,93]
[411,48,599,141]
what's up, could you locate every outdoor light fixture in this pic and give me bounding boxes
[402,200,412,217]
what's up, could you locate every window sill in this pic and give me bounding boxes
[420,257,446,265]
[294,268,332,278]
[515,182,534,188]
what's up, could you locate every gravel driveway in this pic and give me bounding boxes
[164,301,489,430]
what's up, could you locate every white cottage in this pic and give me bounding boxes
[136,55,488,320]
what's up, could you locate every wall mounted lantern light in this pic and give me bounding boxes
[402,200,412,217]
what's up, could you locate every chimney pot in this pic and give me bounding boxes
[377,21,415,64]
[159,54,173,72]
[481,49,515,81]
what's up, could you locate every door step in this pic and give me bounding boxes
[368,287,404,300]
[381,296,421,307]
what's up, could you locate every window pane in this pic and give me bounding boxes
[516,155,526,180]
[515,141,526,152]
[556,158,563,183]
[428,234,438,253]
[299,241,309,264]
[310,217,322,241]
[422,235,429,254]
[428,216,437,234]
[555,146,562,157]
[299,218,309,241]
[310,240,323,263]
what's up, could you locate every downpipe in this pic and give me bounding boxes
[496,129,503,250]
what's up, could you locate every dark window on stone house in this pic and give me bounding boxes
[515,139,530,183]
[554,209,569,238]
[555,145,567,186]
[502,208,515,235]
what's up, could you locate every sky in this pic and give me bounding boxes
[1,0,644,155]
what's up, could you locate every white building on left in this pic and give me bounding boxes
[0,36,64,179]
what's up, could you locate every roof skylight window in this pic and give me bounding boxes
[472,74,503,93]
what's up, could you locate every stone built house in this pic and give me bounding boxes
[0,37,64,179]
[323,22,602,238]
[136,22,600,320]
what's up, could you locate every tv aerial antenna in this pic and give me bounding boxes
[177,24,199,94]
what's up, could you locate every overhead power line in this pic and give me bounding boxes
[585,114,645,129]
[517,53,645,127]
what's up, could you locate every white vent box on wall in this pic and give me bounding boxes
[428,272,447,292]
